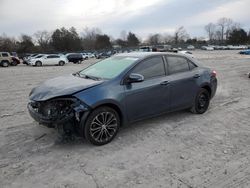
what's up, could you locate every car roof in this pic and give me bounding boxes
[115,52,187,59]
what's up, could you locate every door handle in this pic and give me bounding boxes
[193,74,200,78]
[160,81,170,85]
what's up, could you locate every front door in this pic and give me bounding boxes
[124,56,171,121]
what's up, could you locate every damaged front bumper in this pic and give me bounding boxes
[28,97,89,127]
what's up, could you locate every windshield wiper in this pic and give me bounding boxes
[73,72,101,80]
[73,72,81,77]
[81,74,101,81]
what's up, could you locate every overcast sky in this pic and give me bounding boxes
[0,0,250,39]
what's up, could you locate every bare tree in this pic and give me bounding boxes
[204,23,216,42]
[174,26,189,44]
[34,30,51,50]
[147,34,161,45]
[81,27,102,50]
[217,17,233,42]
[226,22,241,40]
[214,30,222,41]
[163,34,174,44]
[0,34,17,52]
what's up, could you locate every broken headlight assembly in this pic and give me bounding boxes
[28,97,89,125]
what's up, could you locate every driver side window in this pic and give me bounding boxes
[131,56,165,80]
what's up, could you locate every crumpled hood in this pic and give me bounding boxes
[29,74,104,101]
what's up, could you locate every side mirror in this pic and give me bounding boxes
[126,73,144,83]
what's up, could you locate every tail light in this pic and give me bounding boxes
[211,70,217,77]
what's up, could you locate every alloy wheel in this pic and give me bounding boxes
[90,112,118,143]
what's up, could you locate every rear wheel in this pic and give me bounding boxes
[58,61,65,66]
[1,61,9,67]
[84,107,120,145]
[190,88,210,114]
[35,61,42,66]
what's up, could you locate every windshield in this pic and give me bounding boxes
[79,56,138,79]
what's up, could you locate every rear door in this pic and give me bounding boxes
[124,56,171,121]
[45,55,57,65]
[165,55,200,110]
[53,55,60,64]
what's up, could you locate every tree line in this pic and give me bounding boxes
[0,17,250,54]
[205,17,250,45]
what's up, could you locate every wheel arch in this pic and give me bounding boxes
[91,102,125,126]
[36,60,42,64]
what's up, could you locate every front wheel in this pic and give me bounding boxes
[84,107,120,145]
[1,61,9,67]
[190,88,210,114]
[58,61,65,66]
[35,61,42,66]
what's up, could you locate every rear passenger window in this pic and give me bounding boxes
[167,56,190,74]
[2,53,9,57]
[132,56,165,80]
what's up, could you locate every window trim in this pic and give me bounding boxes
[187,60,197,70]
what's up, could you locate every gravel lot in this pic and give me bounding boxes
[0,50,250,188]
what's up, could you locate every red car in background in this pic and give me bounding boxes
[10,52,21,66]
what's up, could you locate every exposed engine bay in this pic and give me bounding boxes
[28,97,89,142]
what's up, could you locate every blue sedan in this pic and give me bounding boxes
[239,49,250,55]
[28,52,217,145]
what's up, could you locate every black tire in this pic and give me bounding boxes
[190,88,210,114]
[84,106,120,145]
[58,61,65,66]
[1,61,9,67]
[35,61,42,66]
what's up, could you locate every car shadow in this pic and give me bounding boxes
[48,109,192,149]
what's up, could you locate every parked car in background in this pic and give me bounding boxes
[9,51,21,65]
[187,45,195,50]
[178,50,194,58]
[28,54,68,66]
[11,56,21,66]
[28,52,217,145]
[96,52,111,59]
[66,53,83,63]
[0,52,13,67]
[10,52,18,57]
[139,46,151,52]
[153,45,171,52]
[81,53,89,60]
[26,54,44,64]
[87,53,95,58]
[239,49,250,55]
[23,54,39,65]
[201,46,214,51]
